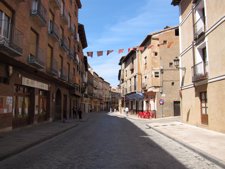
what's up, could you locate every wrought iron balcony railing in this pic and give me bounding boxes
[31,1,47,26]
[0,21,23,56]
[192,61,208,82]
[27,49,45,69]
[60,37,69,52]
[48,21,60,41]
[194,16,206,41]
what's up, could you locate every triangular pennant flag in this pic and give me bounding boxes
[167,41,174,48]
[97,51,103,57]
[118,49,124,54]
[87,52,93,57]
[107,50,114,55]
[138,46,145,51]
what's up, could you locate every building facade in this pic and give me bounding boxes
[119,50,143,114]
[0,0,87,131]
[140,27,180,118]
[172,0,225,132]
[118,27,180,118]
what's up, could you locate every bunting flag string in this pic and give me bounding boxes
[86,41,174,58]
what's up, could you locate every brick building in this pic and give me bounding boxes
[0,0,87,131]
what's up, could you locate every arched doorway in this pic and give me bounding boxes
[55,89,62,120]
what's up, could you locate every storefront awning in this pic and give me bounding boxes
[125,92,144,101]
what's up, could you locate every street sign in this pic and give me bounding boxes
[159,99,164,105]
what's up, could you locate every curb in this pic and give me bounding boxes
[147,124,225,169]
[0,123,79,162]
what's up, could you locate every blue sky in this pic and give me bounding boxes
[79,0,179,87]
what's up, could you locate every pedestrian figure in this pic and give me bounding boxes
[125,107,129,116]
[78,108,82,120]
[73,106,77,119]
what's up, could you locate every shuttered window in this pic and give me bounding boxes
[30,29,38,56]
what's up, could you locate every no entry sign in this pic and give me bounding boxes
[159,99,164,105]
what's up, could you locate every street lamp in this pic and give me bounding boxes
[173,57,186,70]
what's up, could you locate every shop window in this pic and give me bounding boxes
[14,86,31,118]
[39,90,47,115]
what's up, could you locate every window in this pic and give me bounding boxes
[200,91,208,124]
[154,52,158,56]
[0,4,12,40]
[134,76,136,91]
[60,0,65,15]
[30,29,38,57]
[200,91,207,115]
[154,71,159,78]
[194,0,206,38]
[144,56,147,69]
[47,45,53,70]
[59,55,63,75]
[175,28,179,36]
[48,10,54,32]
[67,63,70,80]
[32,0,38,12]
[60,26,64,38]
[169,62,173,67]
[68,13,71,28]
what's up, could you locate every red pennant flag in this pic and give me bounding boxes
[107,50,114,55]
[128,48,131,52]
[138,46,145,51]
[167,42,174,48]
[87,52,93,57]
[148,44,154,49]
[97,51,103,57]
[118,49,124,54]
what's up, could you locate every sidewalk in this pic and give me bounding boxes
[147,121,225,168]
[0,114,88,161]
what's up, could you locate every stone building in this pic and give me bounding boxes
[172,0,225,132]
[118,26,180,118]
[140,26,180,118]
[0,0,87,131]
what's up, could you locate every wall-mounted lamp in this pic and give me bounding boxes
[173,57,186,71]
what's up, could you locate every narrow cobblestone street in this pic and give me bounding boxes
[0,113,222,169]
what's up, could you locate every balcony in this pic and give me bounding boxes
[70,83,82,96]
[49,0,61,10]
[60,9,68,25]
[194,16,205,43]
[60,37,69,52]
[48,21,60,41]
[192,61,208,82]
[69,49,75,60]
[31,1,47,27]
[58,71,68,81]
[0,23,23,56]
[27,49,45,69]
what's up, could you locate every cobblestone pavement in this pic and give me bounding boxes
[0,113,222,169]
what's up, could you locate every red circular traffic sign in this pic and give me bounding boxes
[159,99,164,105]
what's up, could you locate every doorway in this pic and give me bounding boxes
[173,101,180,116]
[55,89,62,120]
